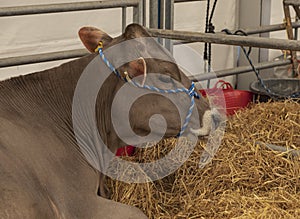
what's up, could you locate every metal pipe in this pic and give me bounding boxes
[159,0,165,29]
[0,49,89,68]
[174,0,206,2]
[133,0,143,24]
[284,0,300,6]
[0,0,140,16]
[165,0,174,30]
[241,21,300,35]
[122,7,127,33]
[173,21,300,45]
[293,5,300,21]
[189,59,292,81]
[148,28,300,51]
[165,0,174,53]
[150,0,159,28]
[0,50,292,82]
[142,0,147,26]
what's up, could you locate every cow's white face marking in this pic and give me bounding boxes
[191,108,222,136]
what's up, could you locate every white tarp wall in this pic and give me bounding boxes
[0,0,237,84]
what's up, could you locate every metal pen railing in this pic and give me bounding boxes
[1,0,299,82]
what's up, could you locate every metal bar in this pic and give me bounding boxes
[142,0,146,26]
[133,0,143,24]
[284,0,300,6]
[241,21,300,35]
[148,28,300,51]
[258,0,271,69]
[295,16,299,41]
[150,0,159,28]
[293,5,300,18]
[189,59,291,81]
[165,0,174,53]
[1,50,291,80]
[159,0,165,29]
[157,0,165,45]
[174,0,206,2]
[122,7,127,33]
[0,0,140,16]
[0,49,89,68]
[165,0,174,31]
[174,21,300,45]
[0,50,292,82]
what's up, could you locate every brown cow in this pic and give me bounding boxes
[0,23,217,218]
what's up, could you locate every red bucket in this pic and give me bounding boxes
[199,80,253,115]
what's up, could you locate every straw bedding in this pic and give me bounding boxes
[107,100,300,219]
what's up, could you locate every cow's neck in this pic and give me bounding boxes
[0,54,126,155]
[0,54,89,118]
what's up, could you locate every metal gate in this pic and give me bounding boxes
[0,0,300,81]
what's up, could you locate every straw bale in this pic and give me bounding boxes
[107,100,300,219]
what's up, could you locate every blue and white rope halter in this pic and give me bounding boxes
[95,42,200,137]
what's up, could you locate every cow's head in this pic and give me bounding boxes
[78,23,219,151]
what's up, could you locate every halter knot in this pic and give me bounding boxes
[188,82,200,99]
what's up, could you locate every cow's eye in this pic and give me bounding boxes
[158,75,172,83]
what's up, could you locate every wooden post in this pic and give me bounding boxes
[283,0,299,78]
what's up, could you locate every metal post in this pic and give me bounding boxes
[142,0,147,26]
[122,7,127,33]
[159,0,165,29]
[174,0,206,2]
[133,0,143,24]
[158,0,165,45]
[165,0,174,53]
[150,0,159,28]
[259,0,271,76]
[165,0,174,30]
[295,17,299,40]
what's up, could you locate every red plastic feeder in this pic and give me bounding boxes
[199,80,253,115]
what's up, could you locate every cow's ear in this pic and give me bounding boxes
[78,26,113,53]
[124,23,151,39]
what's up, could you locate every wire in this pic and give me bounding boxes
[222,28,300,99]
